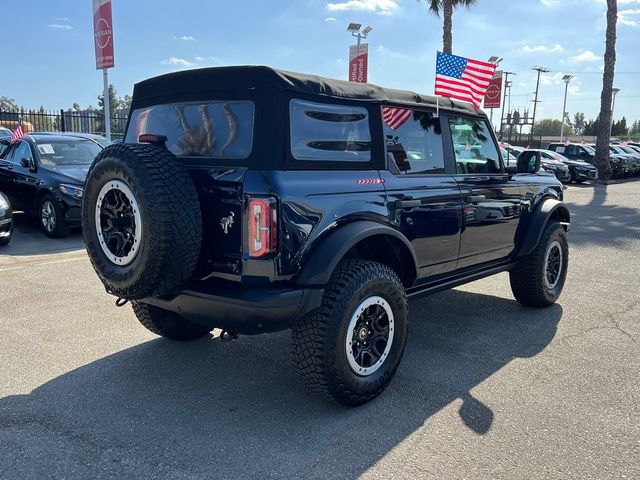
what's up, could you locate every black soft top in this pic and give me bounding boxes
[131,65,482,117]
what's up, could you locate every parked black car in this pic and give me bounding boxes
[82,66,570,406]
[541,149,597,183]
[603,144,639,176]
[522,149,571,182]
[0,191,12,246]
[0,134,102,237]
[548,142,626,178]
[616,145,640,175]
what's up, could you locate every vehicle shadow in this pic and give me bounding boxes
[1,212,84,257]
[0,289,562,479]
[567,183,640,248]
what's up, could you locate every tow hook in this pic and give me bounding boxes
[219,330,238,342]
[115,297,129,307]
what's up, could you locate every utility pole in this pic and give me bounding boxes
[499,71,515,136]
[560,75,573,142]
[530,66,550,142]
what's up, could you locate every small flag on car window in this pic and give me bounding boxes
[434,52,497,108]
[382,107,412,131]
[10,115,25,142]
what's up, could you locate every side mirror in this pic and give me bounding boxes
[505,165,517,176]
[20,158,36,171]
[516,152,541,174]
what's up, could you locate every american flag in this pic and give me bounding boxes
[382,106,412,131]
[10,115,25,142]
[435,52,497,108]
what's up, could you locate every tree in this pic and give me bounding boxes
[98,84,124,135]
[611,117,627,137]
[533,118,563,136]
[583,117,599,136]
[595,0,617,181]
[630,119,640,135]
[423,0,478,54]
[573,112,585,134]
[0,97,19,111]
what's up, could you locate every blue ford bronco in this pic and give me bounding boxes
[82,66,570,406]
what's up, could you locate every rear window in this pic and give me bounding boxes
[289,99,371,162]
[36,140,102,166]
[125,101,254,159]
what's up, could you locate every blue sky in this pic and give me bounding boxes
[2,0,639,125]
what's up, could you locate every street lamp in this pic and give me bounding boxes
[611,87,620,135]
[560,74,573,142]
[347,23,372,45]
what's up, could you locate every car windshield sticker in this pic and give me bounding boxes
[38,144,55,155]
[556,146,565,153]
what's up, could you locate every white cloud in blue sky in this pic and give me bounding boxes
[2,0,639,124]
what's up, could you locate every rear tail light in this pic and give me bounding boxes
[248,198,277,257]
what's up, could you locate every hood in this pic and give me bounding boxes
[562,159,595,167]
[46,165,90,182]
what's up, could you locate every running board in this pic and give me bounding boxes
[406,262,514,301]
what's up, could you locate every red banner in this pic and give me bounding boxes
[349,44,368,83]
[483,70,502,109]
[93,0,115,70]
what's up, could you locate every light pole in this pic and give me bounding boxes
[611,87,620,135]
[487,56,502,128]
[560,74,573,142]
[530,65,550,142]
[347,23,372,45]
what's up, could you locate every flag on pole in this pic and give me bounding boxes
[434,52,497,108]
[382,106,412,131]
[10,115,25,142]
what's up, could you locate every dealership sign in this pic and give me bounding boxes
[483,70,502,109]
[349,44,368,83]
[93,0,114,69]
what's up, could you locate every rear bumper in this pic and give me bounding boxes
[143,285,324,334]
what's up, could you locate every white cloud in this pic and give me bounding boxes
[162,57,195,67]
[195,56,204,62]
[521,44,563,53]
[327,0,398,14]
[52,17,71,22]
[325,17,337,21]
[573,50,601,62]
[619,9,640,27]
[47,24,72,30]
[174,35,195,41]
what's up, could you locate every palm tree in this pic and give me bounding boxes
[595,0,617,181]
[423,0,478,54]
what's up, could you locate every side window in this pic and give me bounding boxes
[12,141,33,164]
[382,106,444,175]
[289,99,371,162]
[449,117,501,174]
[0,142,12,159]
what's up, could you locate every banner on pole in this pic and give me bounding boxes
[349,44,368,83]
[483,70,503,109]
[93,0,115,70]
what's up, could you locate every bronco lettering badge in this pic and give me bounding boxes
[220,211,235,234]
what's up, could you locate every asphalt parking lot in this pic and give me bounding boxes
[1,182,638,480]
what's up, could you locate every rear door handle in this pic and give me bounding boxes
[466,195,486,203]
[396,199,421,210]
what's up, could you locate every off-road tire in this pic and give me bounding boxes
[132,302,211,341]
[82,143,201,300]
[510,221,568,308]
[292,260,408,406]
[40,194,71,238]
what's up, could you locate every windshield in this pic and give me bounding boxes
[544,150,568,161]
[36,140,102,166]
[583,145,596,154]
[621,146,637,155]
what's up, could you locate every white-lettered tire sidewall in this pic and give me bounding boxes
[330,276,408,401]
[83,157,153,295]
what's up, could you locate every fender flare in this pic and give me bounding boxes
[296,221,418,287]
[516,199,570,257]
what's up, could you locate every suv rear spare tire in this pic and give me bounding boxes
[82,143,202,300]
